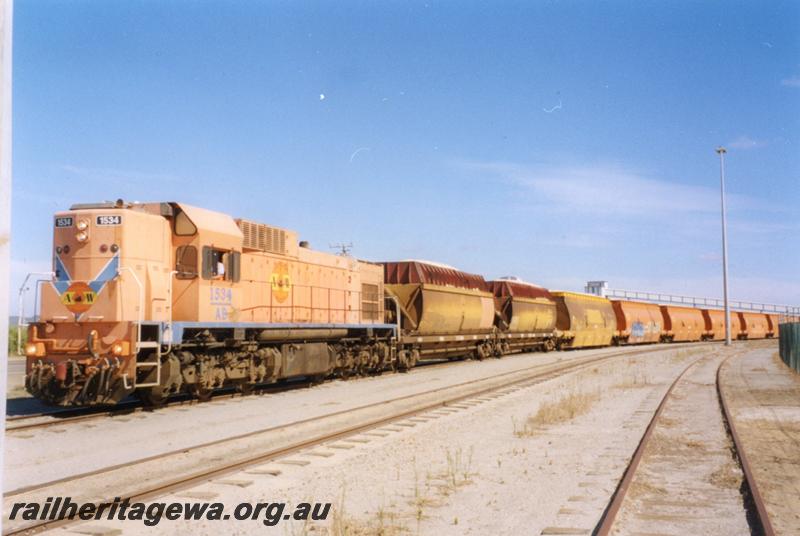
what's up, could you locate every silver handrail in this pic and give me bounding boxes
[165,270,178,354]
[118,266,144,390]
[16,271,54,356]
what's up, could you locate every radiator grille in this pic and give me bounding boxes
[361,283,381,323]
[237,219,288,255]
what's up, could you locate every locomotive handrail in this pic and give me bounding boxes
[164,270,178,354]
[16,271,55,356]
[117,266,145,390]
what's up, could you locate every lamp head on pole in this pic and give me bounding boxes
[716,146,727,155]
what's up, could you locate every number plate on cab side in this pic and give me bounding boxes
[55,217,73,227]
[96,215,122,226]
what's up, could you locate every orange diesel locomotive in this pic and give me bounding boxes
[25,201,394,405]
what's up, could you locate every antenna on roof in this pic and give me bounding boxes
[330,242,353,256]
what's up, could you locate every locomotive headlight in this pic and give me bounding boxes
[75,231,89,243]
[25,342,45,357]
[111,341,130,356]
[76,219,89,231]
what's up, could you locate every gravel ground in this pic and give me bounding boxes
[44,344,718,536]
[3,346,638,492]
[719,343,800,535]
[609,347,751,536]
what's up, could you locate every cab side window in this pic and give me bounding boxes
[202,246,240,282]
[175,245,198,279]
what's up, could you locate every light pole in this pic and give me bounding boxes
[716,146,732,346]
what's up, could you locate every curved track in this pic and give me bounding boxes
[593,349,775,536]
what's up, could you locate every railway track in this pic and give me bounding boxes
[6,344,709,433]
[5,381,308,432]
[4,344,672,535]
[6,359,456,432]
[592,348,775,536]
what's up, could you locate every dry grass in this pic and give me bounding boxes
[614,368,654,389]
[513,390,600,437]
[630,478,668,498]
[669,347,706,363]
[684,439,707,451]
[322,448,477,535]
[648,432,708,457]
[327,512,408,536]
[325,489,408,536]
[709,461,742,490]
[442,447,474,491]
[658,417,679,428]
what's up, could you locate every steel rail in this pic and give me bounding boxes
[7,342,688,432]
[593,348,771,536]
[7,346,652,497]
[717,354,776,536]
[592,355,709,535]
[4,356,474,432]
[4,345,671,535]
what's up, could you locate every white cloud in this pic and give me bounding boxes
[457,160,759,217]
[727,136,767,150]
[781,75,800,88]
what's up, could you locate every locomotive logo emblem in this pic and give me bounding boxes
[270,262,292,303]
[61,281,97,314]
[52,253,120,320]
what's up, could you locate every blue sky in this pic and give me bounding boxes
[10,0,800,312]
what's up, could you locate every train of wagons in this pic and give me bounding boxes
[22,201,787,406]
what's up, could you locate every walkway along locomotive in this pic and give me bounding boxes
[21,201,780,406]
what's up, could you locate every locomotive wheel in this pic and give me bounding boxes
[543,339,555,352]
[136,352,181,408]
[137,386,168,408]
[237,382,255,396]
[310,374,326,384]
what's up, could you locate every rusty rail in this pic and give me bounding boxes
[717,354,776,536]
[592,356,704,535]
[593,350,775,536]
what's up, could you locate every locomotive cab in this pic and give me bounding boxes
[25,201,175,404]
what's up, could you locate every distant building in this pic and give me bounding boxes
[585,281,608,297]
